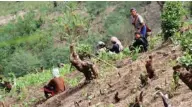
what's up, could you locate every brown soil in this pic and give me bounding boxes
[36,43,192,107]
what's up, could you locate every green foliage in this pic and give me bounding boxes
[178,31,192,51]
[55,8,89,41]
[76,44,92,59]
[161,1,186,40]
[3,50,41,77]
[97,52,123,61]
[131,47,140,61]
[190,2,192,16]
[65,75,82,87]
[148,35,163,50]
[174,28,192,70]
[85,1,108,17]
[104,11,126,36]
[1,12,43,40]
[178,52,192,68]
[97,47,137,62]
[122,47,131,56]
[0,2,52,16]
[40,47,70,68]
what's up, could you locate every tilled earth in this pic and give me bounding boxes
[37,44,192,107]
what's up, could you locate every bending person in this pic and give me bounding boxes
[43,64,66,99]
[109,37,123,54]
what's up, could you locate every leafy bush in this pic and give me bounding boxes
[1,12,43,41]
[3,50,41,77]
[161,1,186,40]
[190,2,192,16]
[122,47,131,56]
[174,30,192,52]
[174,24,192,70]
[178,52,192,69]
[40,47,70,68]
[56,9,89,41]
[85,1,108,17]
[76,44,93,59]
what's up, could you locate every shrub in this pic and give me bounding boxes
[190,2,192,16]
[40,47,70,68]
[3,50,41,77]
[1,12,43,40]
[85,1,108,17]
[76,44,93,59]
[178,51,192,69]
[161,1,186,40]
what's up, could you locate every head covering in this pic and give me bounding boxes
[98,41,105,46]
[130,8,137,12]
[110,37,123,51]
[52,68,60,78]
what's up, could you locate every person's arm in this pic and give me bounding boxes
[137,15,145,32]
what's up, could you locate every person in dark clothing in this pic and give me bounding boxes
[110,42,120,53]
[109,37,123,54]
[130,32,148,52]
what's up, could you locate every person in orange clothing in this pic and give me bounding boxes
[43,64,66,99]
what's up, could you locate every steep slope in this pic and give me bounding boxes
[37,43,192,107]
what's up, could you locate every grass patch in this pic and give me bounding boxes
[0,1,52,16]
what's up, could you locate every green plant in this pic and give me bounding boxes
[1,12,43,41]
[85,1,108,17]
[76,44,92,59]
[178,52,192,68]
[3,50,41,77]
[179,31,192,52]
[131,47,140,61]
[40,46,70,68]
[148,35,162,50]
[161,1,186,40]
[172,71,180,91]
[190,2,192,16]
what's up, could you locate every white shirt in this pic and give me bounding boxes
[130,14,145,29]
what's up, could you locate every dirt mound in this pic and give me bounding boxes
[37,43,192,107]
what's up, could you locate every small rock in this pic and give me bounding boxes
[161,69,166,72]
[163,52,169,57]
[171,54,177,60]
[130,88,137,94]
[155,86,162,91]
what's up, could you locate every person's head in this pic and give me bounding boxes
[98,41,106,48]
[111,37,118,44]
[130,8,137,16]
[135,32,141,39]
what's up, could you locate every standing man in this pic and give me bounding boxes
[130,8,147,38]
